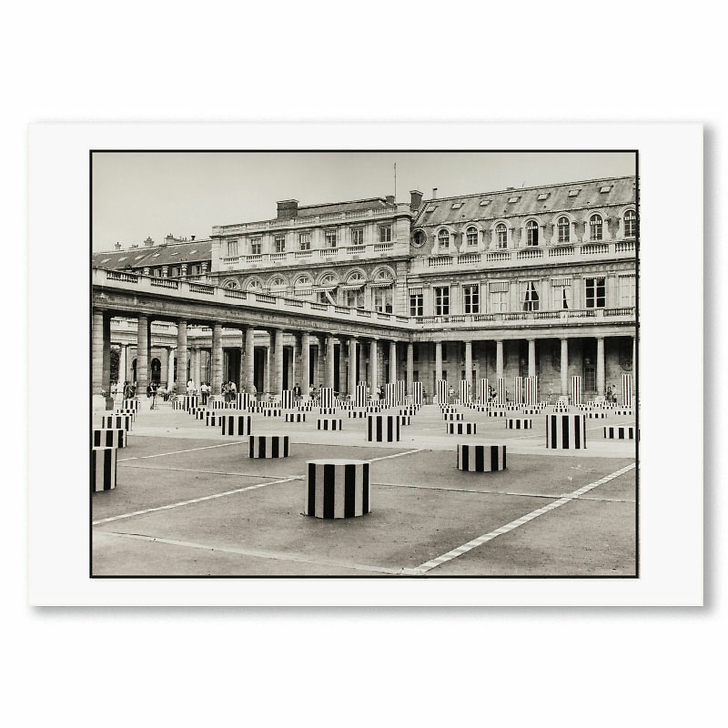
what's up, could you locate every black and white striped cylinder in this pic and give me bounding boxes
[208,396,225,408]
[182,395,199,411]
[317,418,343,431]
[221,414,252,436]
[100,413,133,431]
[507,418,533,430]
[367,414,400,442]
[525,376,538,405]
[114,408,137,421]
[436,379,448,405]
[319,387,335,408]
[488,410,507,417]
[235,392,252,410]
[204,411,220,426]
[122,399,139,411]
[384,382,396,407]
[339,402,354,410]
[496,377,507,405]
[571,376,582,405]
[587,412,608,419]
[365,405,381,413]
[447,422,477,435]
[399,406,418,416]
[546,413,587,449]
[477,378,489,405]
[280,390,295,410]
[262,408,282,417]
[348,410,367,418]
[412,381,423,406]
[443,412,464,421]
[285,412,306,423]
[92,428,127,448]
[355,383,368,407]
[298,403,314,411]
[604,426,636,440]
[91,446,118,492]
[195,408,207,420]
[513,376,524,405]
[398,415,412,426]
[457,444,507,472]
[621,373,634,408]
[248,435,290,458]
[459,379,471,405]
[522,408,542,415]
[304,459,371,519]
[173,399,185,410]
[319,407,337,415]
[614,409,634,416]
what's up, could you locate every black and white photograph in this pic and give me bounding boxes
[89,150,639,579]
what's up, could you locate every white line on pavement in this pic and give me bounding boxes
[118,463,302,479]
[117,440,244,462]
[366,448,424,463]
[403,462,636,575]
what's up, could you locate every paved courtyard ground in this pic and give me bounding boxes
[92,401,637,577]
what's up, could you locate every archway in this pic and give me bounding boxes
[151,358,161,384]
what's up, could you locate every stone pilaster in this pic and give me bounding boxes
[176,319,188,388]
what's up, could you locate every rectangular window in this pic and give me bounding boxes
[619,275,636,306]
[585,277,606,308]
[226,240,239,257]
[442,343,448,361]
[346,289,364,308]
[325,229,337,248]
[351,227,364,246]
[489,281,509,313]
[434,286,450,315]
[410,292,424,317]
[463,284,480,314]
[250,238,262,255]
[299,232,311,251]
[274,235,286,253]
[374,287,393,313]
[379,225,392,243]
[552,280,572,309]
[522,281,540,312]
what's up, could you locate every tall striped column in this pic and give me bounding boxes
[396,380,406,405]
[384,382,396,407]
[496,377,506,404]
[459,379,471,404]
[355,383,367,407]
[513,376,524,405]
[571,375,582,405]
[320,386,335,408]
[436,379,448,405]
[525,376,538,405]
[412,382,423,406]
[621,374,634,407]
[477,378,489,404]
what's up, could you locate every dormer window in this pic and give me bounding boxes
[438,229,450,249]
[600,185,612,193]
[466,227,478,247]
[508,196,520,203]
[479,199,491,207]
[451,202,463,209]
[568,189,580,197]
[426,205,438,213]
[537,193,550,201]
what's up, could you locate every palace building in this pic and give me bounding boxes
[91,175,637,402]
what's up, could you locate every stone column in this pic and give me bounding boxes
[119,344,128,386]
[301,332,311,396]
[167,346,175,387]
[244,327,255,392]
[369,339,378,393]
[406,342,414,393]
[102,315,111,393]
[528,339,536,378]
[560,338,569,396]
[176,319,188,388]
[435,341,443,381]
[194,346,202,387]
[389,341,397,383]
[211,323,223,394]
[326,334,335,389]
[596,337,606,396]
[358,340,366,384]
[633,335,637,377]
[92,310,104,395]
[273,328,284,396]
[263,342,270,394]
[496,339,504,380]
[464,340,473,385]
[291,335,299,391]
[348,337,357,397]
[137,314,149,391]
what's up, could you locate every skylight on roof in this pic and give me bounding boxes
[101,258,110,263]
[479,200,491,206]
[170,251,179,256]
[508,196,520,203]
[135,255,144,260]
[153,253,160,257]
[451,202,463,209]
[568,189,580,197]
[190,249,197,254]
[118,256,127,261]
[426,205,438,212]
[537,193,550,200]
[600,185,612,193]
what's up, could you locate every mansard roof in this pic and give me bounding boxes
[412,176,635,228]
[93,239,212,269]
[297,197,394,218]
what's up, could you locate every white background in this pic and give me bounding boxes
[6,2,724,727]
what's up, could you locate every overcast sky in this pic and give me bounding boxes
[92,151,636,251]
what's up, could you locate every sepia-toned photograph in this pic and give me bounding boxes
[90,150,638,578]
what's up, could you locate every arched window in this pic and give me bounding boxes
[526,220,539,246]
[495,223,508,249]
[589,214,603,241]
[347,271,366,285]
[223,279,240,289]
[319,273,337,288]
[269,276,287,294]
[438,229,450,249]
[246,278,263,291]
[557,217,570,244]
[624,209,636,238]
[466,227,478,247]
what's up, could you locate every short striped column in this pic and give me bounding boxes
[122,399,139,411]
[447,422,477,435]
[399,406,418,416]
[621,374,634,407]
[436,379,448,405]
[208,396,225,409]
[488,410,507,417]
[114,408,137,421]
[317,418,343,431]
[443,412,464,421]
[507,418,533,430]
[92,428,126,448]
[412,381,423,406]
[367,414,400,442]
[457,444,507,472]
[587,412,608,419]
[513,376,524,405]
[614,409,634,416]
[285,412,306,423]
[571,376,582,405]
[496,377,506,404]
[320,387,335,408]
[604,426,636,440]
[173,399,185,410]
[522,408,542,415]
[298,403,315,412]
[459,379,471,405]
[183,395,199,411]
[477,378,489,405]
[235,392,252,410]
[221,414,252,436]
[546,414,587,449]
[91,447,117,492]
[195,408,207,420]
[280,390,295,410]
[304,459,370,519]
[365,405,381,413]
[348,410,367,419]
[249,435,290,458]
[262,408,282,417]
[205,411,220,426]
[398,415,412,426]
[101,413,133,431]
[355,383,367,407]
[525,376,538,405]
[319,407,337,415]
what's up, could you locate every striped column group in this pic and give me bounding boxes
[571,376,582,405]
[443,412,464,421]
[436,379,448,404]
[488,410,507,417]
[457,444,507,472]
[348,410,367,418]
[546,414,587,449]
[459,379,471,404]
[122,399,139,411]
[355,383,367,407]
[477,378,489,404]
[587,412,608,419]
[524,376,538,405]
[91,447,117,492]
[285,412,306,423]
[304,459,370,519]
[447,422,477,435]
[319,407,337,415]
[173,400,185,410]
[396,380,406,405]
[604,426,636,440]
[92,428,126,448]
[507,418,533,429]
[320,387,335,408]
[412,382,423,406]
[317,418,343,431]
[221,414,252,436]
[262,409,282,417]
[280,390,295,410]
[367,414,400,442]
[101,414,133,431]
[249,435,290,458]
[621,374,634,408]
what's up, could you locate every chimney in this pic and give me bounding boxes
[191,235,195,241]
[277,199,299,219]
[114,242,122,250]
[409,190,423,210]
[144,236,154,247]
[432,188,438,199]
[385,195,395,205]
